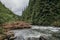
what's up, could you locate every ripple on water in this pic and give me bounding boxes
[12,26,60,40]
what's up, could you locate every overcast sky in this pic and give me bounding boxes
[0,0,29,16]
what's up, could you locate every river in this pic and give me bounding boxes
[11,25,60,40]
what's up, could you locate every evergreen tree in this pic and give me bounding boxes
[22,0,60,26]
[0,2,19,24]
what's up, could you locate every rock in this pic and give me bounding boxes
[7,31,14,35]
[39,36,47,40]
[4,31,16,40]
[0,35,3,40]
[2,21,31,29]
[10,36,16,40]
[0,34,6,40]
[4,39,8,40]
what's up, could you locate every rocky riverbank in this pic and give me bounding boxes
[2,21,31,29]
[0,21,31,40]
[0,31,15,40]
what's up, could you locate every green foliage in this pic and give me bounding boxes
[22,0,60,26]
[0,2,19,24]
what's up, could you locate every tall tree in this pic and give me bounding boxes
[22,0,60,26]
[0,2,19,24]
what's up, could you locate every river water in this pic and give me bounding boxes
[12,26,60,40]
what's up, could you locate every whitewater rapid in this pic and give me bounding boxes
[11,26,60,40]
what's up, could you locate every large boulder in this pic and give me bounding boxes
[2,21,31,29]
[0,34,6,40]
[0,35,3,40]
[4,31,16,40]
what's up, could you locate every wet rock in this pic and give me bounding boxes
[27,37,39,40]
[4,31,16,40]
[0,35,3,40]
[0,34,6,40]
[39,36,47,40]
[2,21,31,29]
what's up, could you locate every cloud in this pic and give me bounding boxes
[0,0,29,16]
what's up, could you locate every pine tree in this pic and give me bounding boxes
[0,2,19,24]
[22,0,60,26]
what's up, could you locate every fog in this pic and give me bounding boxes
[0,0,29,16]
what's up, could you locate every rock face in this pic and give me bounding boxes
[2,21,31,29]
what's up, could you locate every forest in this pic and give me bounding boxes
[22,0,60,26]
[0,0,60,40]
[0,0,60,27]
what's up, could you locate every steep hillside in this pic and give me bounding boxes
[22,0,60,26]
[0,2,19,24]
